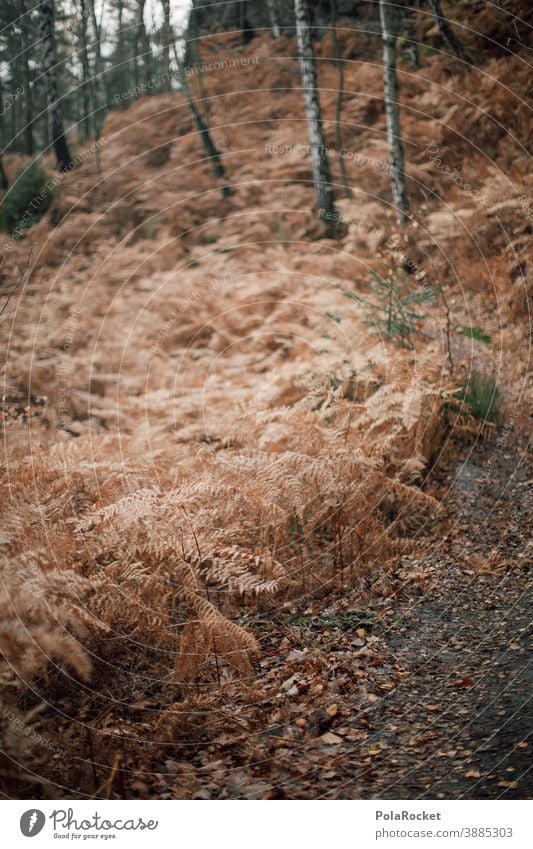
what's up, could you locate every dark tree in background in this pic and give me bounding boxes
[330,0,352,199]
[175,17,231,199]
[428,0,467,61]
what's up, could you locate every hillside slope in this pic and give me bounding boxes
[0,20,531,798]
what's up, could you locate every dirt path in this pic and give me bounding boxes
[169,434,531,800]
[346,437,531,800]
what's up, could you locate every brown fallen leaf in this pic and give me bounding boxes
[321,732,343,745]
[497,780,518,789]
[465,769,481,778]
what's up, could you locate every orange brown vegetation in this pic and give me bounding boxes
[0,17,530,797]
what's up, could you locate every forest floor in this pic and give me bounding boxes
[162,434,531,800]
[1,27,531,800]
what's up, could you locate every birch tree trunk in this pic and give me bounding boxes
[294,0,336,219]
[40,0,73,172]
[428,0,467,61]
[267,0,281,38]
[379,0,409,224]
[162,0,171,89]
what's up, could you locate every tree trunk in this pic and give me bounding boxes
[40,0,73,172]
[22,50,34,155]
[136,0,152,87]
[188,1,211,120]
[78,0,93,140]
[0,75,8,188]
[428,0,467,61]
[20,0,34,156]
[294,0,336,219]
[404,0,420,69]
[237,1,254,45]
[379,0,409,224]
[267,0,281,38]
[172,41,231,199]
[0,156,8,191]
[88,0,104,90]
[331,0,351,198]
[162,0,171,89]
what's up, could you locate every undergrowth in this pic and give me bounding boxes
[0,161,51,235]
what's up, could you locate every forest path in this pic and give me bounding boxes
[335,432,532,799]
[179,433,531,800]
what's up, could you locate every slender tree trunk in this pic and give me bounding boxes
[294,0,336,219]
[172,41,231,199]
[428,0,467,61]
[136,0,152,87]
[40,0,73,172]
[379,0,409,224]
[20,0,34,156]
[188,1,211,120]
[267,0,281,38]
[10,97,17,150]
[0,157,8,191]
[0,76,8,188]
[162,0,171,90]
[404,0,420,69]
[237,1,254,45]
[88,0,108,132]
[331,0,351,198]
[23,51,34,155]
[78,0,92,140]
[88,0,103,90]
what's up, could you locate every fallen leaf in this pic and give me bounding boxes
[465,769,481,778]
[321,732,343,745]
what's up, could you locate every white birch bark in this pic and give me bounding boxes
[294,0,336,219]
[379,0,409,224]
[267,0,281,38]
